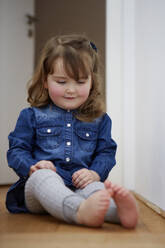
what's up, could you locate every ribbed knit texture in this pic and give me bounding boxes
[25,169,84,223]
[25,169,120,224]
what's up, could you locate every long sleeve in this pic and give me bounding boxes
[89,113,117,181]
[7,108,38,178]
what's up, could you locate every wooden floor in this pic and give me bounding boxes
[0,186,165,248]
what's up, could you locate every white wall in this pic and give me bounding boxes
[0,0,34,184]
[107,0,165,210]
[106,0,123,185]
[134,0,165,210]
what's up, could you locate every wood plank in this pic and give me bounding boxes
[1,233,165,248]
[1,186,165,248]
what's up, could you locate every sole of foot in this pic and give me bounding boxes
[111,184,139,229]
[76,190,110,227]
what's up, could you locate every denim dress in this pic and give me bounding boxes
[6,104,117,213]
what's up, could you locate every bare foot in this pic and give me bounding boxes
[76,190,110,227]
[111,184,139,228]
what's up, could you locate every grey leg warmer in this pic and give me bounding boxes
[75,181,120,224]
[25,169,84,223]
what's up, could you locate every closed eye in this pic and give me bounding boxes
[78,78,88,84]
[57,81,66,84]
[78,81,86,84]
[78,76,89,84]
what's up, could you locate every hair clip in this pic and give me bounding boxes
[90,41,97,52]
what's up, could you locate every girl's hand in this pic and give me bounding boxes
[72,168,100,189]
[29,160,56,176]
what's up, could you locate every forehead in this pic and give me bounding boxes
[51,53,92,79]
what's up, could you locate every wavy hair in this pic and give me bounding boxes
[27,34,105,122]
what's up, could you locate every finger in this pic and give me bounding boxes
[35,160,51,167]
[35,161,53,169]
[72,170,82,181]
[29,166,37,176]
[72,173,88,185]
[31,165,37,172]
[45,163,53,169]
[72,172,83,183]
[72,169,90,181]
[72,176,82,187]
[78,178,93,189]
[79,179,93,189]
[44,161,55,171]
[48,163,56,171]
[72,174,82,184]
[35,161,44,169]
[36,164,45,169]
[35,160,46,165]
[72,176,81,186]
[72,169,88,180]
[74,180,84,188]
[74,177,89,188]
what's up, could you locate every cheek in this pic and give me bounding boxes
[79,86,91,98]
[48,85,63,98]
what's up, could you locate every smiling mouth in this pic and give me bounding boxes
[64,97,75,100]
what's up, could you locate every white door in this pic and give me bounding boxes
[0,0,34,184]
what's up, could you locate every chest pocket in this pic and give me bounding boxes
[36,126,62,149]
[75,129,97,152]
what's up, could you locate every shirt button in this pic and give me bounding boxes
[67,110,70,112]
[86,133,90,137]
[67,123,71,127]
[66,141,71,146]
[66,157,70,162]
[47,129,51,133]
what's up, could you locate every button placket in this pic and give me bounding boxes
[65,111,73,163]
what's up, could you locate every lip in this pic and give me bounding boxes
[64,97,76,100]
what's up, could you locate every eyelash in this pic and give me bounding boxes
[57,81,66,84]
[78,81,86,84]
[56,81,86,85]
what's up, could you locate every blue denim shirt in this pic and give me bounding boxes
[6,104,117,213]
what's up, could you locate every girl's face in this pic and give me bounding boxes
[44,58,92,110]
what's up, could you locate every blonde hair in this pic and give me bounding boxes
[27,34,105,122]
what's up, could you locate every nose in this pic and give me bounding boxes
[65,83,76,94]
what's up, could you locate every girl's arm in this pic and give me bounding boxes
[72,114,117,188]
[7,108,38,178]
[89,113,117,181]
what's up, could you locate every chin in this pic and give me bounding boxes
[60,104,77,110]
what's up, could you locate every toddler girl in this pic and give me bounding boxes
[6,34,138,228]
